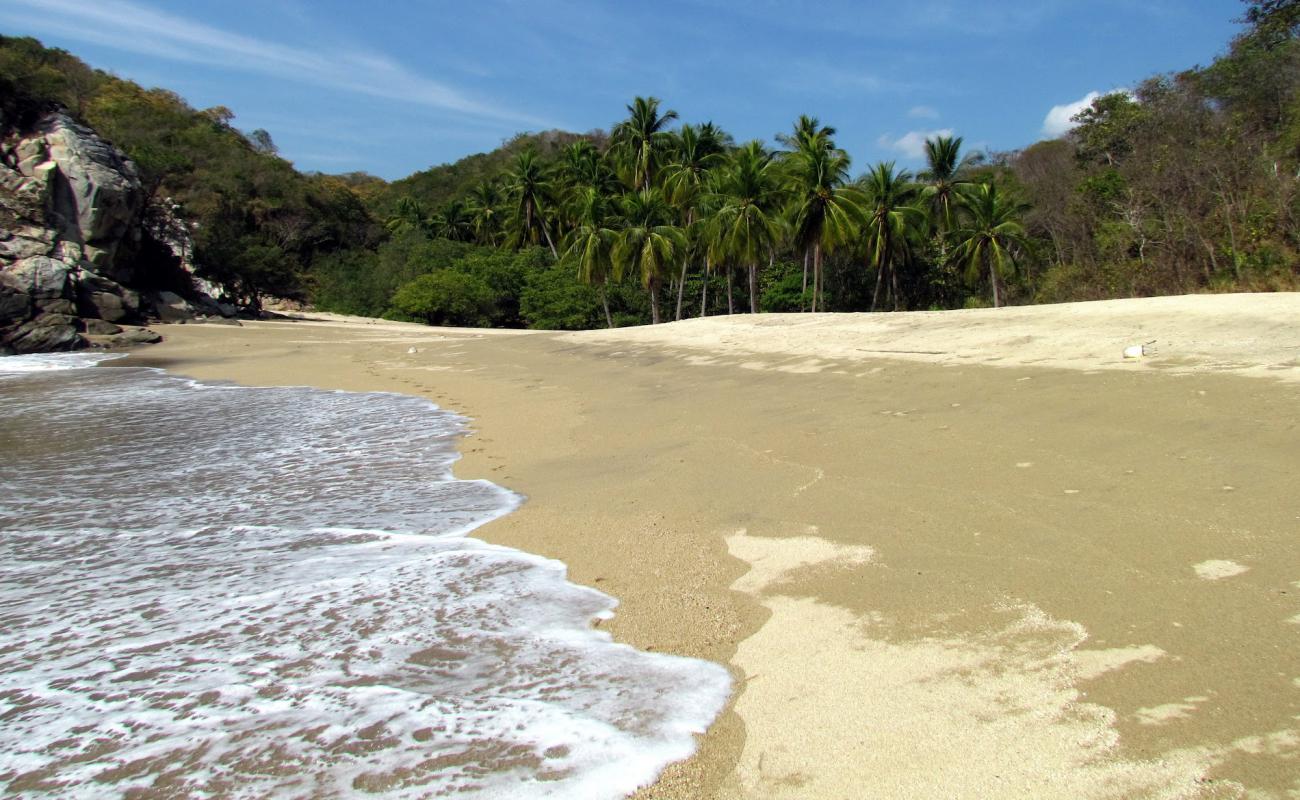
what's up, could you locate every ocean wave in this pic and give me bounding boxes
[0,356,730,798]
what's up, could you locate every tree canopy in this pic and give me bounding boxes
[4,1,1296,330]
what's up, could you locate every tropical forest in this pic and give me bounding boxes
[2,0,1297,330]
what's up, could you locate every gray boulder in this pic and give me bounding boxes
[36,298,76,315]
[0,255,69,301]
[0,111,239,352]
[74,269,140,323]
[0,285,31,326]
[150,290,199,322]
[5,312,85,353]
[82,318,123,335]
[106,327,162,346]
[28,113,142,280]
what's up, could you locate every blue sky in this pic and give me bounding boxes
[1,0,1244,180]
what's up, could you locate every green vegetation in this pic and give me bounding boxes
[1,34,381,309]
[2,0,1296,329]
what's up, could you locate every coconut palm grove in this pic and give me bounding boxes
[3,1,1297,328]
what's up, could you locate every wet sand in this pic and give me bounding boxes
[125,294,1300,798]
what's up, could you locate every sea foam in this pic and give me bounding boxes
[0,356,730,798]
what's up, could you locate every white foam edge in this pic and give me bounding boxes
[0,351,127,372]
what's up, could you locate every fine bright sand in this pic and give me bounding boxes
[125,293,1300,799]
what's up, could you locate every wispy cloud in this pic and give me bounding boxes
[1041,89,1129,137]
[877,128,953,159]
[0,0,545,127]
[772,59,906,97]
[890,0,1066,36]
[693,0,1066,40]
[908,105,940,120]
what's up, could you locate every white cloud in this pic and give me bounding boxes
[1041,89,1131,138]
[0,0,545,128]
[908,105,940,120]
[877,128,954,159]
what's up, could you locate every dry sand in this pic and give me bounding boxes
[124,293,1300,799]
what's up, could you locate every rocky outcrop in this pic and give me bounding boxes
[143,199,238,318]
[0,112,235,353]
[8,112,142,278]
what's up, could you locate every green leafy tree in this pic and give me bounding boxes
[467,180,504,246]
[614,189,687,324]
[504,148,559,257]
[563,186,620,327]
[520,261,604,330]
[1241,0,1300,47]
[390,270,496,326]
[919,135,975,234]
[1071,92,1148,166]
[559,140,617,194]
[385,196,430,236]
[779,116,864,311]
[860,162,924,311]
[430,198,474,242]
[662,122,729,318]
[709,142,785,314]
[611,96,679,191]
[952,182,1031,307]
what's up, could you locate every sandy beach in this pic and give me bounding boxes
[124,293,1300,799]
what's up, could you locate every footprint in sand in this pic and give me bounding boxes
[1192,560,1249,580]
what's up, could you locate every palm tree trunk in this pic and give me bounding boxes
[601,280,613,329]
[700,257,710,317]
[871,256,886,312]
[675,261,689,320]
[811,243,822,313]
[748,262,758,314]
[676,210,693,321]
[890,260,901,312]
[726,268,734,315]
[541,221,559,260]
[989,256,1001,308]
[802,247,810,310]
[649,280,661,324]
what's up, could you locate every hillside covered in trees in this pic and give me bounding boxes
[3,0,1297,329]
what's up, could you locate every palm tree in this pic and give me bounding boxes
[560,140,603,189]
[661,122,729,319]
[563,186,620,328]
[467,180,504,246]
[613,189,686,324]
[918,135,975,245]
[611,96,679,191]
[779,117,863,312]
[776,114,836,152]
[708,141,784,314]
[430,198,474,242]
[951,182,1030,307]
[504,148,559,258]
[385,196,430,236]
[860,162,924,311]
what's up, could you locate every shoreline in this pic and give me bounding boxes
[123,295,1300,798]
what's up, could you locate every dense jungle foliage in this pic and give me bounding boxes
[2,0,1296,328]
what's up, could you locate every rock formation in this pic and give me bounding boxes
[1,112,236,354]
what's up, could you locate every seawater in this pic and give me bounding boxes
[0,354,730,798]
